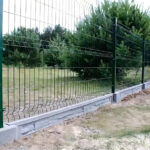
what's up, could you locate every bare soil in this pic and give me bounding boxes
[1,89,150,150]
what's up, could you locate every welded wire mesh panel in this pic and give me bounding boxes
[116,23,143,90]
[144,42,150,82]
[3,0,150,123]
[2,0,113,122]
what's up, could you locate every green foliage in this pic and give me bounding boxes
[40,25,68,67]
[63,0,149,79]
[44,35,67,67]
[102,0,150,37]
[3,0,150,80]
[3,27,42,67]
[3,25,67,67]
[40,25,67,49]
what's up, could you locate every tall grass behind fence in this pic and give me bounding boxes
[144,42,150,82]
[0,0,150,126]
[2,0,113,123]
[116,23,143,90]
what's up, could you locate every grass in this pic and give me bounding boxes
[82,104,150,138]
[116,67,150,90]
[2,66,150,122]
[112,125,150,138]
[3,66,112,121]
[3,67,112,103]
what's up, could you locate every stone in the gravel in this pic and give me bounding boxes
[77,139,95,149]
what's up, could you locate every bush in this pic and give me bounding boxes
[44,36,68,67]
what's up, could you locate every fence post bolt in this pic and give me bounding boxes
[0,0,3,128]
[112,17,117,102]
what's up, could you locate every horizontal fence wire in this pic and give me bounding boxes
[2,0,113,122]
[115,24,143,91]
[144,41,150,82]
[1,0,150,123]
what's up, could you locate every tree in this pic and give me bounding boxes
[3,27,42,67]
[40,25,67,49]
[44,35,67,67]
[41,25,67,66]
[40,26,53,49]
[62,0,150,79]
[51,25,67,40]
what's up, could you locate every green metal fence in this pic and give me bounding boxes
[0,0,3,128]
[0,0,150,128]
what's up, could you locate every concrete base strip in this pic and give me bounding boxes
[114,84,143,102]
[0,125,18,145]
[143,81,150,89]
[0,81,150,145]
[0,94,112,145]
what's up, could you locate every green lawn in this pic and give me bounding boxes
[2,66,150,122]
[2,66,111,118]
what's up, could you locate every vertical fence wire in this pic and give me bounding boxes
[115,23,143,90]
[0,0,150,125]
[0,0,3,128]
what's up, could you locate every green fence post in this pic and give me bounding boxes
[142,37,145,85]
[112,17,117,99]
[0,0,3,128]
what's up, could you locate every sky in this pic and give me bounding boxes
[2,0,150,34]
[134,0,150,10]
[3,0,97,34]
